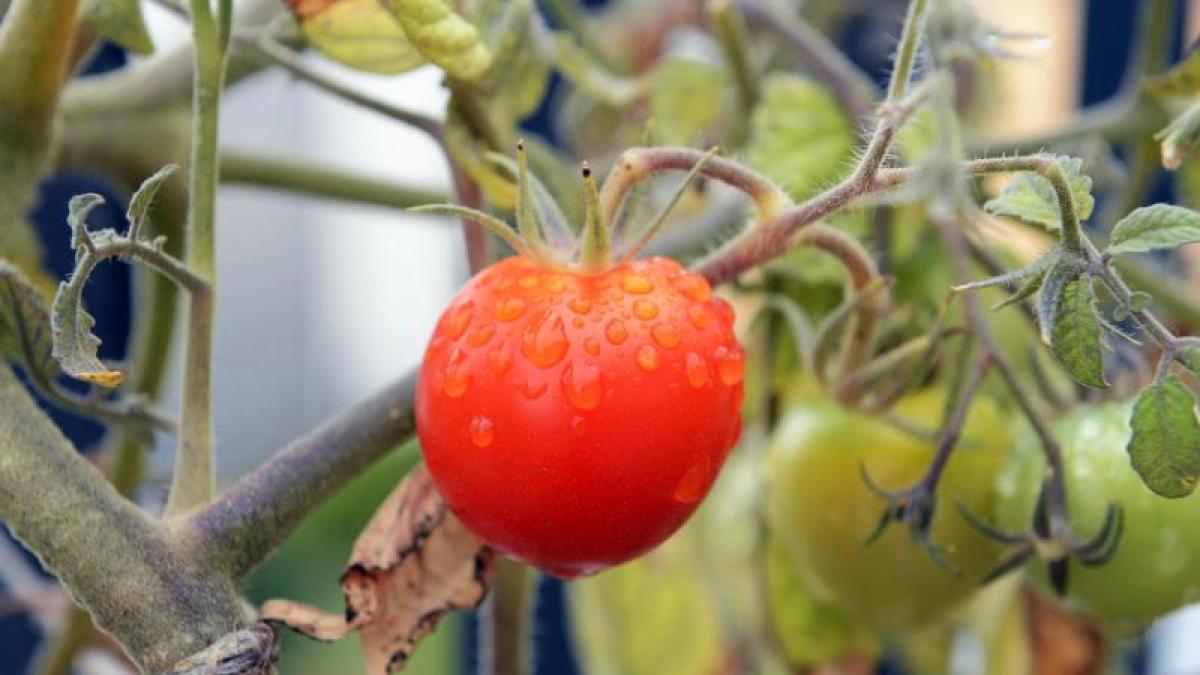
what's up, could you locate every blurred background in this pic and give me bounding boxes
[4,0,1200,673]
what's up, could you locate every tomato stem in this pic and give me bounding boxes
[514,141,560,266]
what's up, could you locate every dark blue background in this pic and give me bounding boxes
[0,1,1175,672]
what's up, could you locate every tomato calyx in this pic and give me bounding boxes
[958,481,1124,595]
[412,142,718,276]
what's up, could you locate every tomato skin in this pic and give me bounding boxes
[765,389,1015,637]
[995,401,1200,634]
[416,255,744,576]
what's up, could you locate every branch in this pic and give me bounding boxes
[0,362,245,674]
[166,0,234,517]
[181,370,418,579]
[220,150,448,209]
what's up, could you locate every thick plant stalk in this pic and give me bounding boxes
[0,363,246,674]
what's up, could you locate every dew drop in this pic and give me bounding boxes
[584,337,601,355]
[522,311,569,368]
[573,317,585,328]
[496,296,527,321]
[636,344,661,371]
[673,273,712,301]
[672,454,712,503]
[571,415,586,434]
[621,274,653,294]
[498,277,515,291]
[469,415,494,448]
[562,361,603,411]
[569,297,592,315]
[443,348,472,398]
[467,322,496,346]
[685,352,712,388]
[651,323,681,349]
[605,319,629,345]
[687,304,713,330]
[519,275,540,289]
[522,377,548,400]
[488,341,512,375]
[444,301,474,339]
[713,345,745,386]
[633,299,659,321]
[547,277,566,293]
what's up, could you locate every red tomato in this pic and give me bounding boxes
[416,255,744,577]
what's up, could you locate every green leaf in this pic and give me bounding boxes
[647,58,729,147]
[286,0,426,75]
[1106,204,1200,256]
[474,0,547,122]
[82,0,154,55]
[1035,259,1077,346]
[51,197,123,388]
[745,74,855,201]
[126,164,178,240]
[383,0,492,80]
[0,261,56,377]
[983,155,1094,230]
[1127,376,1200,498]
[1050,278,1108,389]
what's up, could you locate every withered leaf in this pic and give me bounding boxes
[260,464,493,673]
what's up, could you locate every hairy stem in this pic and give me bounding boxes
[167,0,233,517]
[0,363,245,673]
[181,371,417,579]
[886,0,928,101]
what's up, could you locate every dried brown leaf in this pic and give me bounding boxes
[260,464,493,673]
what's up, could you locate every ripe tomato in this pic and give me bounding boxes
[416,255,744,577]
[765,388,1015,637]
[994,401,1200,634]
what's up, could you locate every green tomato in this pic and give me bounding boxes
[994,400,1200,634]
[765,388,1016,637]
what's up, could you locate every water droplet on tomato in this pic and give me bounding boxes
[633,299,659,320]
[685,352,712,388]
[467,322,496,346]
[571,415,585,433]
[522,377,548,400]
[496,296,526,321]
[562,361,603,411]
[444,301,474,339]
[672,454,712,503]
[621,274,653,294]
[498,277,515,291]
[519,275,539,289]
[673,273,711,301]
[569,297,592,315]
[443,348,471,398]
[488,341,512,375]
[547,276,566,292]
[605,319,628,345]
[651,323,681,349]
[522,311,569,368]
[584,337,601,355]
[713,345,745,385]
[636,344,660,371]
[572,317,585,328]
[469,415,494,448]
[687,304,712,330]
